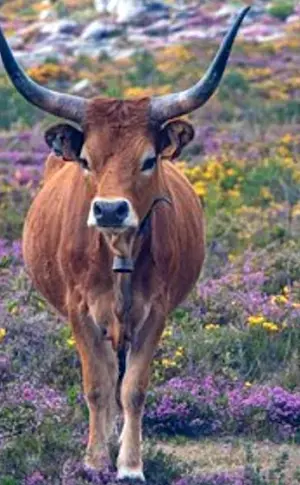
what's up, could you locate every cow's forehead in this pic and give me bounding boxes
[83,97,157,157]
[85,97,153,129]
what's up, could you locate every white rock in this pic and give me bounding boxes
[70,79,92,94]
[81,20,123,41]
[144,19,170,36]
[39,9,57,21]
[94,0,109,14]
[214,5,238,19]
[29,45,63,61]
[107,0,146,23]
[286,14,300,24]
[40,20,79,36]
[171,28,207,41]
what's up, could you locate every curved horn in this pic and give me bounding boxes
[150,6,250,122]
[0,26,86,123]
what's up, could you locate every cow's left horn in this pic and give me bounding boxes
[150,6,250,122]
[0,27,87,124]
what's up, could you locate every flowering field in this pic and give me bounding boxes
[1,1,300,484]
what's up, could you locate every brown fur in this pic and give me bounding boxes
[22,97,205,476]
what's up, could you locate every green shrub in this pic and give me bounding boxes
[0,78,42,130]
[268,1,294,21]
[127,50,167,87]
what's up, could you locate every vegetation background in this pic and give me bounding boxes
[0,0,300,484]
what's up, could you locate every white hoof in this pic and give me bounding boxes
[118,428,124,445]
[117,465,145,482]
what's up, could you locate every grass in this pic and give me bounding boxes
[158,438,300,477]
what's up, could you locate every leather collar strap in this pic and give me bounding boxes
[137,196,172,238]
[112,196,172,273]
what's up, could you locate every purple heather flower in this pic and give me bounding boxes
[0,239,22,263]
[25,471,45,485]
[3,380,67,414]
[62,458,116,485]
[144,377,300,440]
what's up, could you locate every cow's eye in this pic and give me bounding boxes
[78,158,90,171]
[141,157,157,172]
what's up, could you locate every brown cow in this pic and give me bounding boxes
[0,7,249,482]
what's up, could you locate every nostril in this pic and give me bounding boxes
[116,201,129,220]
[93,202,103,218]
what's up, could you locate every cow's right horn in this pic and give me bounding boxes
[150,6,250,122]
[0,27,87,124]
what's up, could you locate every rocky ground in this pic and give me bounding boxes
[1,0,300,70]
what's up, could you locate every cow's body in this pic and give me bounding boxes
[0,8,249,480]
[24,153,204,319]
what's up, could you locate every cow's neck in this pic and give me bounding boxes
[101,195,170,350]
[113,271,132,342]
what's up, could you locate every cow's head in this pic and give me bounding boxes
[0,7,249,270]
[43,98,193,239]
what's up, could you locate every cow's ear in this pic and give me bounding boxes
[159,120,194,160]
[45,123,84,161]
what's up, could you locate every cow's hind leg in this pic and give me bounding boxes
[117,307,165,481]
[69,304,118,470]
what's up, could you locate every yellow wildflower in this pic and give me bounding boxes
[10,306,19,315]
[159,44,192,62]
[271,295,288,305]
[283,286,290,295]
[292,302,300,309]
[162,327,172,339]
[248,315,265,326]
[277,146,290,158]
[175,346,184,357]
[244,66,272,81]
[67,336,76,347]
[260,187,272,200]
[193,181,207,198]
[124,86,151,98]
[281,133,293,144]
[227,189,241,199]
[162,358,176,368]
[204,160,223,180]
[124,85,171,98]
[281,157,294,169]
[27,64,72,84]
[226,168,236,176]
[0,328,7,342]
[262,322,279,332]
[244,381,252,388]
[292,203,300,217]
[292,170,300,183]
[185,165,202,183]
[205,324,220,330]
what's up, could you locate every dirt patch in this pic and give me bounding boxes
[158,438,300,476]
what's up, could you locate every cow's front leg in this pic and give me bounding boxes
[69,303,118,470]
[117,308,165,481]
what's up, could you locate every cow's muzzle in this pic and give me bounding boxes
[87,197,138,230]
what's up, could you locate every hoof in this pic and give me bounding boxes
[117,465,145,482]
